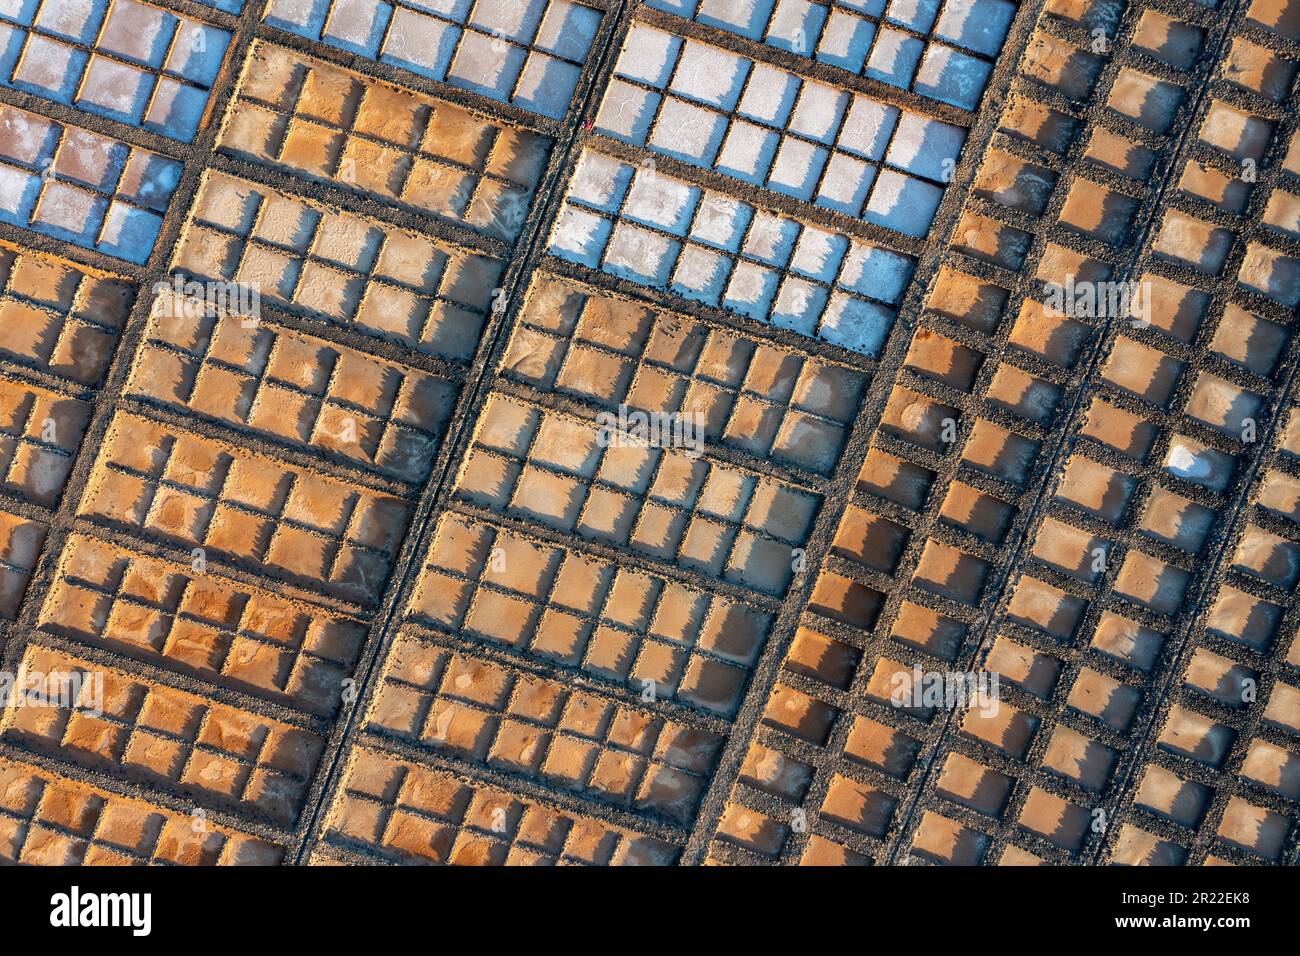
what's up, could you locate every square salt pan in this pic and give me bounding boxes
[935,0,1015,57]
[867,28,923,87]
[768,138,830,200]
[724,260,781,320]
[791,227,848,281]
[672,243,732,303]
[33,180,107,242]
[1239,244,1300,307]
[742,211,800,265]
[13,35,86,102]
[840,242,913,302]
[53,127,127,189]
[120,152,181,210]
[716,121,779,185]
[97,0,172,68]
[865,170,943,237]
[167,23,229,86]
[816,153,875,215]
[622,169,701,235]
[837,97,899,160]
[126,66,222,141]
[817,11,875,71]
[78,56,153,123]
[514,54,580,118]
[264,0,333,35]
[0,165,42,222]
[887,0,943,33]
[0,104,58,165]
[618,24,681,88]
[448,29,526,98]
[594,80,659,143]
[34,0,105,42]
[380,9,459,80]
[819,292,894,355]
[99,201,162,260]
[323,0,391,56]
[914,45,992,111]
[535,0,599,61]
[770,277,826,335]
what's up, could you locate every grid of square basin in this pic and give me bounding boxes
[1,645,325,826]
[364,634,724,824]
[219,42,554,242]
[549,149,916,356]
[262,0,602,120]
[0,241,135,385]
[596,23,967,237]
[644,0,1017,110]
[322,746,680,864]
[1114,386,1300,863]
[454,393,821,597]
[38,533,370,717]
[174,171,504,362]
[0,104,182,264]
[940,0,1258,274]
[407,511,774,717]
[500,273,869,476]
[702,0,1209,865]
[128,292,461,485]
[0,35,529,852]
[77,411,412,606]
[0,754,284,864]
[0,0,230,141]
